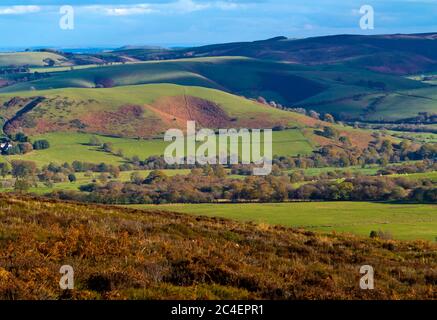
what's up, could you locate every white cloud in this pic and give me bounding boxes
[215,1,243,10]
[103,5,155,16]
[85,0,243,16]
[0,5,40,15]
[163,0,211,13]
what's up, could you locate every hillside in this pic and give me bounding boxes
[1,55,433,122]
[0,52,67,67]
[0,195,435,300]
[110,34,437,75]
[0,83,374,150]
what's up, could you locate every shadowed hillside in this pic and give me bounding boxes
[111,33,437,75]
[1,54,432,122]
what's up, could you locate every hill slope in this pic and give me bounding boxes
[111,33,437,75]
[0,83,374,150]
[1,56,432,122]
[0,195,435,300]
[0,52,67,67]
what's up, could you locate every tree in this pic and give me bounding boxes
[33,139,50,150]
[130,172,143,185]
[144,170,167,184]
[309,110,320,120]
[98,173,108,184]
[0,162,11,177]
[68,173,77,183]
[102,142,114,153]
[13,132,28,142]
[43,58,56,66]
[14,179,31,193]
[18,142,33,154]
[257,96,267,104]
[95,77,115,88]
[88,136,102,146]
[212,165,227,178]
[11,160,37,178]
[339,136,351,147]
[109,165,120,178]
[322,126,339,139]
[116,149,124,157]
[323,113,335,123]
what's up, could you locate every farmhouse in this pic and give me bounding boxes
[0,141,12,152]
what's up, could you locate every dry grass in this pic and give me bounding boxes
[0,195,435,300]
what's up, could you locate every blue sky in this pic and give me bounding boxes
[1,0,437,48]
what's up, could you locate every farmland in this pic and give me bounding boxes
[1,128,314,167]
[130,202,437,241]
[1,55,432,122]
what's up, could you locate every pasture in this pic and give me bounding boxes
[129,202,437,241]
[2,129,314,167]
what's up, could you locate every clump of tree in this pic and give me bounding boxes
[47,164,436,205]
[11,160,37,178]
[88,136,102,146]
[32,139,50,150]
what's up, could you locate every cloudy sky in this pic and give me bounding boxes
[1,0,437,48]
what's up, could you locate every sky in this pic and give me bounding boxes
[0,0,437,48]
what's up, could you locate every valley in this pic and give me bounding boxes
[0,32,436,301]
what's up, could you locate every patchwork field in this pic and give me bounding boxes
[1,56,430,122]
[129,202,437,241]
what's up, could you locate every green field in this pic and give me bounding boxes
[0,52,66,67]
[286,165,381,176]
[390,171,437,183]
[129,202,437,241]
[2,127,314,167]
[304,92,437,122]
[389,131,437,144]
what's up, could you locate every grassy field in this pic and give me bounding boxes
[303,90,437,121]
[286,165,381,176]
[390,171,437,183]
[2,128,315,167]
[129,202,437,241]
[0,52,66,67]
[4,133,123,167]
[389,131,437,144]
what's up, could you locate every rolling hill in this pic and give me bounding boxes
[109,33,437,75]
[0,195,435,299]
[0,83,374,150]
[0,52,67,67]
[1,55,433,122]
